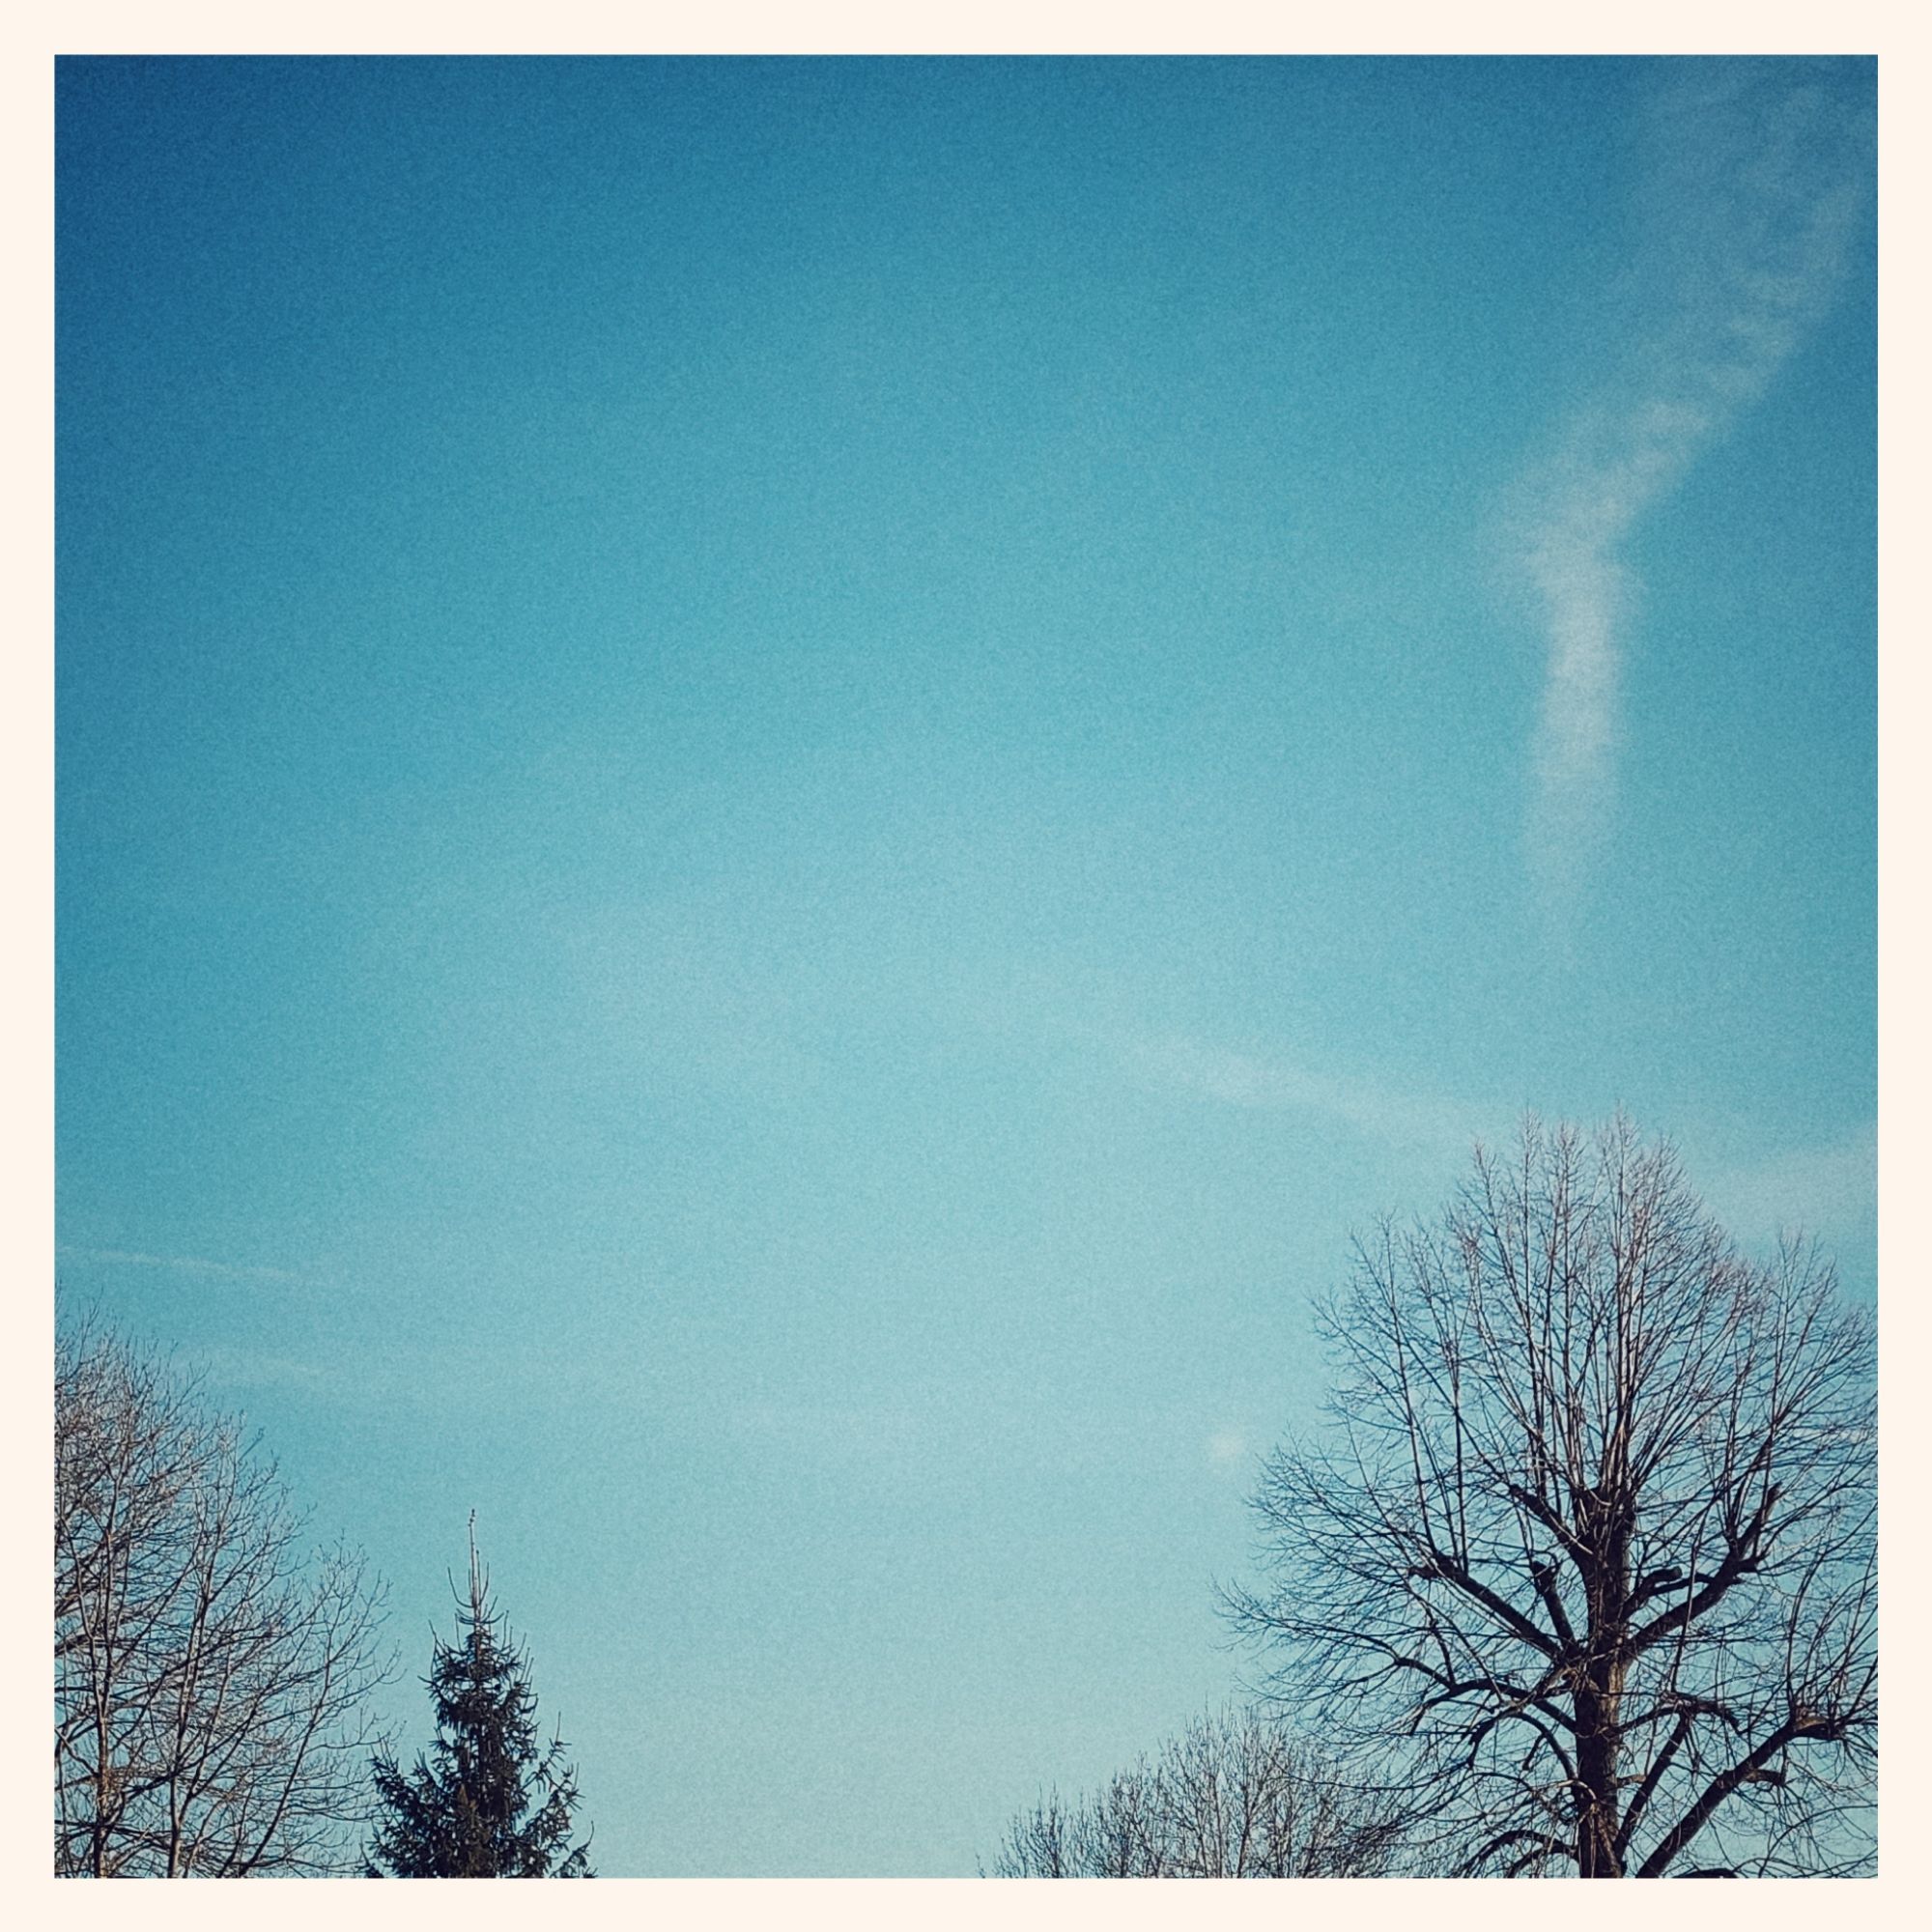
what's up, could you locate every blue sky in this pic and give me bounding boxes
[56,56,1875,1876]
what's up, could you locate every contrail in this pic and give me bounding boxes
[1511,59,1871,912]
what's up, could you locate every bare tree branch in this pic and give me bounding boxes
[1226,1117,1876,1877]
[55,1310,394,1877]
[988,1707,1410,1877]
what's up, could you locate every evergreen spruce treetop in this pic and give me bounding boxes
[366,1519,592,1877]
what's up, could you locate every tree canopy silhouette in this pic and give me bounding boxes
[1228,1117,1875,1877]
[55,1309,390,1877]
[989,1705,1408,1877]
[366,1521,592,1878]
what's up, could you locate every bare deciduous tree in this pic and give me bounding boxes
[55,1313,392,1876]
[1228,1117,1876,1877]
[989,1706,1407,1877]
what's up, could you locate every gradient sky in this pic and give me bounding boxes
[56,55,1876,1877]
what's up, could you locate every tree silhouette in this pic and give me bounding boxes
[56,1309,391,1877]
[1229,1117,1875,1877]
[366,1520,592,1877]
[989,1706,1409,1876]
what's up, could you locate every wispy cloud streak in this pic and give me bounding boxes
[1123,1030,1483,1158]
[57,1246,301,1286]
[1511,60,1871,908]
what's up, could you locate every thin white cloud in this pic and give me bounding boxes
[1124,1029,1482,1158]
[57,1246,301,1286]
[196,1345,333,1392]
[1508,61,1871,909]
